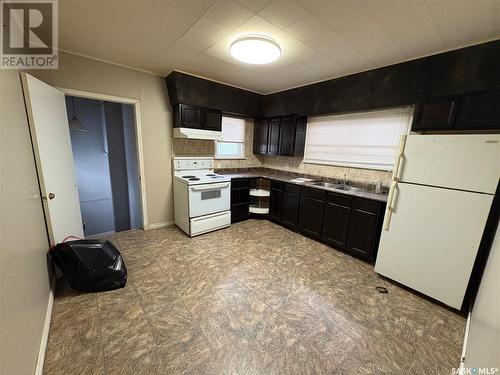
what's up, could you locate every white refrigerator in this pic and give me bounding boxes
[375,134,500,309]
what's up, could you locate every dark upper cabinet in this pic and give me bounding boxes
[174,104,203,129]
[205,109,222,131]
[253,119,269,155]
[281,183,300,229]
[278,116,296,156]
[457,90,500,130]
[254,115,307,157]
[269,180,283,222]
[278,116,307,157]
[173,104,222,131]
[322,193,352,249]
[298,187,326,240]
[346,198,380,261]
[412,96,460,131]
[267,118,281,155]
[292,117,307,157]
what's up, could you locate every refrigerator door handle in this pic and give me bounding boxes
[392,134,407,181]
[383,181,398,231]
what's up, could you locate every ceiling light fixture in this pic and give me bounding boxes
[229,35,281,64]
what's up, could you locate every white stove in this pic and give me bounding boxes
[173,157,231,236]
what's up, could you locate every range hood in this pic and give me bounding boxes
[173,127,222,141]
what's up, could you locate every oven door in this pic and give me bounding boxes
[188,182,230,218]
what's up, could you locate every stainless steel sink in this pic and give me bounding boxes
[311,181,364,192]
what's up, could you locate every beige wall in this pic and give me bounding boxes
[0,52,174,374]
[0,71,52,374]
[33,52,174,227]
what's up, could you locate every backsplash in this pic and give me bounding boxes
[257,155,392,186]
[172,118,261,169]
[172,119,391,186]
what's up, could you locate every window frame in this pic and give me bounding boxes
[214,116,246,160]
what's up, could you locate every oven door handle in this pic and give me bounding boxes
[189,182,230,192]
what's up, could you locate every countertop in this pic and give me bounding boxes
[219,171,388,203]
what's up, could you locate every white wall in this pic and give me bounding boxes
[464,225,500,370]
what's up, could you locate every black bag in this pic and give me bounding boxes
[50,239,127,292]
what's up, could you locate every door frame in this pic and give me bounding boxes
[57,87,149,230]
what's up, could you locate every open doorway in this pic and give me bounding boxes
[65,95,143,237]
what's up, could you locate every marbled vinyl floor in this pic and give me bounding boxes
[44,220,466,375]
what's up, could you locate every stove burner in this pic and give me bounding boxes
[188,177,200,181]
[182,175,196,178]
[206,173,216,176]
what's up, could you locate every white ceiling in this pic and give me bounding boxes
[59,0,500,94]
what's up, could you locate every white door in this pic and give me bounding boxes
[375,182,493,309]
[395,134,500,194]
[21,73,83,245]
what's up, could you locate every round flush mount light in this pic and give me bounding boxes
[229,35,281,64]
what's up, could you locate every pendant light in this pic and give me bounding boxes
[69,97,88,132]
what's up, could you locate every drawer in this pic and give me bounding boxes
[352,197,378,214]
[231,178,250,189]
[327,192,352,207]
[302,186,327,201]
[271,180,283,191]
[284,183,301,195]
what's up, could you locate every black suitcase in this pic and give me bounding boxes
[50,239,127,292]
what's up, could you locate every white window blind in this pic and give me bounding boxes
[304,107,413,170]
[214,116,246,159]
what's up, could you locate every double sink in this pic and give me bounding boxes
[309,181,364,192]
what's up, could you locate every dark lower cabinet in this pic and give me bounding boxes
[281,183,300,229]
[230,178,250,223]
[269,181,283,222]
[298,187,326,240]
[346,198,381,261]
[322,193,352,249]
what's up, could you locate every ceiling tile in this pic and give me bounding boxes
[360,0,444,57]
[176,18,231,52]
[314,0,407,65]
[295,0,333,13]
[234,0,275,13]
[285,15,374,70]
[258,0,309,29]
[426,0,494,48]
[205,0,254,29]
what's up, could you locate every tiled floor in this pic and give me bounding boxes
[44,220,466,374]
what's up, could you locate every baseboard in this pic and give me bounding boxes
[147,220,175,230]
[34,277,56,375]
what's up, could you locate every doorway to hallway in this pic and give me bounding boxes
[66,96,142,237]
